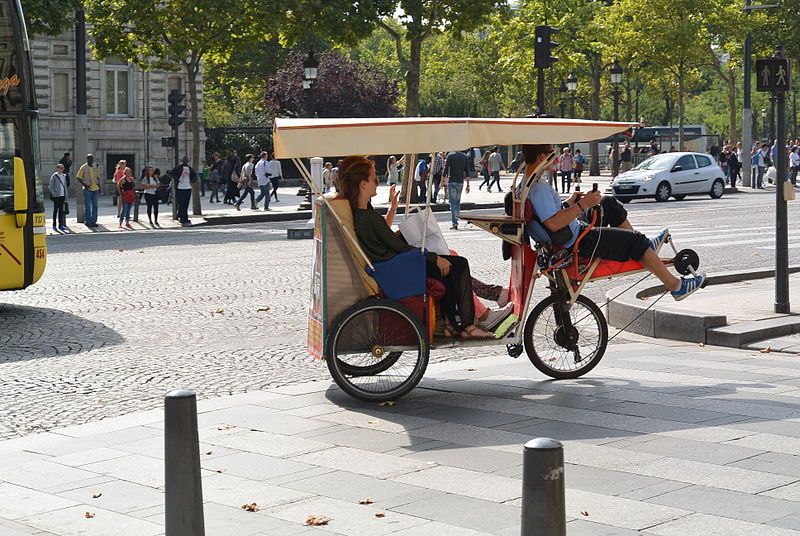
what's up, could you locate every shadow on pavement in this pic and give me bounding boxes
[0,304,125,362]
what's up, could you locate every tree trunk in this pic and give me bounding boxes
[727,69,738,143]
[589,59,602,176]
[662,93,673,128]
[186,64,202,216]
[678,71,685,151]
[405,36,423,117]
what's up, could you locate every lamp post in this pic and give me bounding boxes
[770,95,777,142]
[302,50,319,118]
[558,82,567,118]
[567,73,577,153]
[761,108,768,140]
[610,59,623,178]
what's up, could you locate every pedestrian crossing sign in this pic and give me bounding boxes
[756,57,791,92]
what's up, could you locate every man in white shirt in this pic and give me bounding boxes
[790,147,800,186]
[268,153,282,203]
[487,146,506,192]
[253,151,272,210]
[234,154,256,210]
[169,157,197,225]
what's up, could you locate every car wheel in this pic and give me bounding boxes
[673,194,686,201]
[655,182,671,202]
[617,198,631,204]
[709,178,725,199]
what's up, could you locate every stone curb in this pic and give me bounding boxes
[606,265,800,345]
[195,201,506,227]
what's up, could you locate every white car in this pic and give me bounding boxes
[610,152,726,203]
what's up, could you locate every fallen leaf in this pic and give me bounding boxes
[257,307,271,311]
[215,468,226,473]
[84,512,95,518]
[379,401,397,406]
[580,510,589,516]
[359,498,374,505]
[698,343,705,347]
[205,451,213,455]
[241,503,260,512]
[547,357,557,361]
[138,250,144,253]
[211,308,225,315]
[466,368,477,371]
[304,514,331,526]
[375,513,386,518]
[743,281,752,285]
[760,347,772,353]
[217,425,234,430]
[118,248,124,252]
[91,493,102,499]
[367,420,380,425]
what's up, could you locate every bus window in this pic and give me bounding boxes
[0,155,10,213]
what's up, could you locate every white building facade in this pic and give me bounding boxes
[31,29,204,193]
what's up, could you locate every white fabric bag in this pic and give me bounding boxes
[399,207,450,256]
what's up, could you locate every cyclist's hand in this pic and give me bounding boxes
[583,191,602,208]
[436,255,451,276]
[568,192,583,205]
[389,184,399,210]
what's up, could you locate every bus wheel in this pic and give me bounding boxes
[523,295,608,379]
[326,300,428,402]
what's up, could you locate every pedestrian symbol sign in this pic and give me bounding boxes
[756,57,792,92]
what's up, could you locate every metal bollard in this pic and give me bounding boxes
[165,389,205,536]
[521,437,566,536]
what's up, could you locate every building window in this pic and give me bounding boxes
[53,44,68,56]
[105,56,131,116]
[52,73,69,112]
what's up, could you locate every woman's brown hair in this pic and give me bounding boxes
[338,155,375,211]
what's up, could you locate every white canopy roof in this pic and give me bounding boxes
[273,117,637,158]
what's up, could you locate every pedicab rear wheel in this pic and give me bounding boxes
[326,300,429,402]
[523,294,608,379]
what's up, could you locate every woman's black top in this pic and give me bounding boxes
[352,207,437,270]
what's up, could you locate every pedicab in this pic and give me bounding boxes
[273,117,701,402]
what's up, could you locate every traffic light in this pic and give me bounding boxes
[168,90,187,128]
[534,25,560,69]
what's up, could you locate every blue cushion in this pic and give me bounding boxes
[366,248,426,301]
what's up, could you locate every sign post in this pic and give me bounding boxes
[756,47,791,313]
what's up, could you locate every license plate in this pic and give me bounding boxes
[616,186,634,192]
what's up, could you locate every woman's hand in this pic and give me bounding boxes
[567,191,584,205]
[436,255,451,276]
[389,184,399,211]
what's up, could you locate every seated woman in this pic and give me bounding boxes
[522,144,705,301]
[338,155,493,339]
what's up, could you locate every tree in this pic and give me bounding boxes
[23,0,81,36]
[85,0,271,215]
[264,50,400,118]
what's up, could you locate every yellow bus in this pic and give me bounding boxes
[0,0,45,291]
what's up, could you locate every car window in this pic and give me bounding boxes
[675,155,697,170]
[695,154,712,167]
[633,155,673,171]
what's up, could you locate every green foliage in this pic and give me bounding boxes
[23,0,81,36]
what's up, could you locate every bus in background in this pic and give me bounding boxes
[0,0,45,291]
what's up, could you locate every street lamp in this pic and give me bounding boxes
[761,108,768,140]
[558,82,567,118]
[610,59,624,178]
[566,72,578,119]
[302,50,319,118]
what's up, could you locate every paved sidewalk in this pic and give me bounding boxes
[4,335,800,535]
[47,174,617,235]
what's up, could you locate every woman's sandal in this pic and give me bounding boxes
[460,325,494,339]
[442,323,458,338]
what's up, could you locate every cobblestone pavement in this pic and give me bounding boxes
[3,190,799,440]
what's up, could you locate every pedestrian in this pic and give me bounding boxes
[508,150,524,173]
[113,159,127,216]
[253,151,272,211]
[49,163,68,232]
[619,141,633,173]
[558,146,574,193]
[487,146,506,192]
[648,141,659,156]
[386,155,404,187]
[117,167,136,230]
[431,151,444,202]
[155,168,170,204]
[222,150,240,204]
[719,146,730,183]
[790,147,800,187]
[330,159,343,192]
[322,161,333,193]
[208,152,223,203]
[414,155,430,202]
[141,166,161,228]
[170,156,197,225]
[478,150,491,191]
[199,160,209,197]
[573,149,585,183]
[269,152,282,202]
[752,143,767,189]
[234,154,256,210]
[76,154,100,228]
[58,152,72,189]
[727,148,739,188]
[708,142,720,162]
[443,149,471,230]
